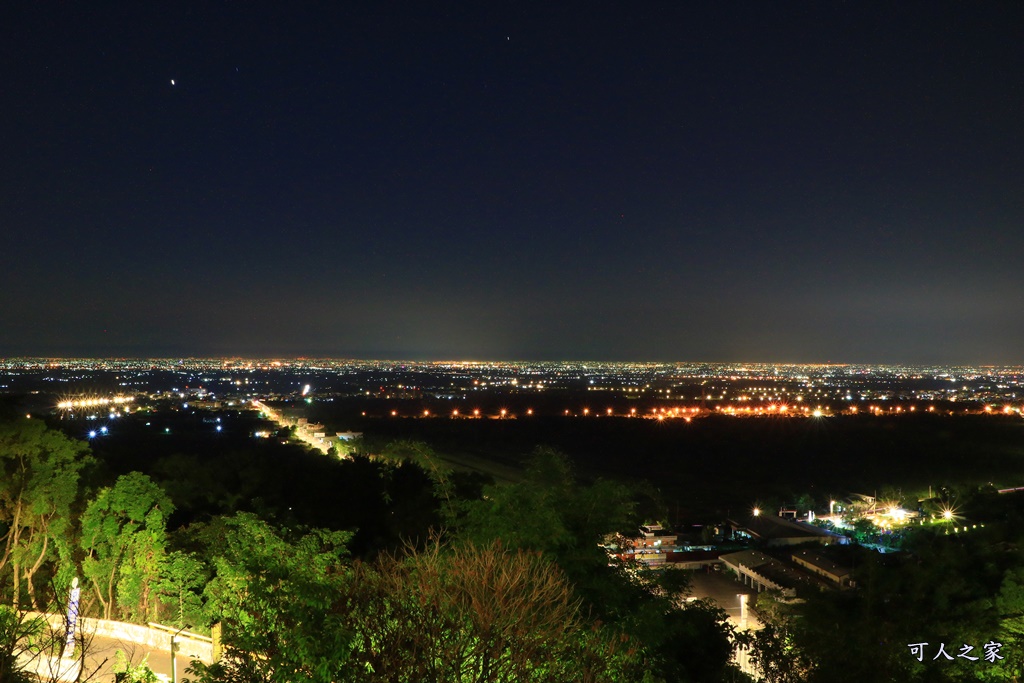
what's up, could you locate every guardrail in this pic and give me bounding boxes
[26,612,213,661]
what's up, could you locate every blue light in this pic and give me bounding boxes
[88,431,97,438]
[100,426,108,434]
[216,425,222,432]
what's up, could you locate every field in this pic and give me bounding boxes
[309,402,1024,518]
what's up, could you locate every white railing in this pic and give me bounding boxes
[26,612,213,661]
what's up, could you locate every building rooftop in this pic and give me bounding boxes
[719,549,808,592]
[792,549,852,578]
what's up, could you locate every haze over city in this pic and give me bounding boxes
[3,3,1023,363]
[5,5,1024,680]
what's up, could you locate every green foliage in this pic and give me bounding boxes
[809,518,837,533]
[457,447,641,554]
[333,436,363,457]
[113,650,160,683]
[186,515,663,683]
[0,606,37,683]
[0,418,91,608]
[0,604,91,683]
[844,517,878,545]
[347,539,648,682]
[981,567,1024,680]
[80,472,174,621]
[742,525,1024,683]
[155,551,208,629]
[455,447,739,681]
[197,513,354,682]
[378,439,455,518]
[793,494,817,515]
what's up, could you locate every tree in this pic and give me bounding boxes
[455,448,741,681]
[346,539,652,683]
[80,472,174,621]
[978,567,1024,681]
[379,440,456,519]
[186,515,658,683]
[0,586,106,683]
[457,447,641,555]
[0,418,90,608]
[793,494,817,516]
[191,513,354,682]
[0,606,39,683]
[111,650,161,683]
[155,551,207,629]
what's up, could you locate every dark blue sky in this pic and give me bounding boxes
[2,2,1022,362]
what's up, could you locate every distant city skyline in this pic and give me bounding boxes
[5,356,1024,373]
[2,350,1024,367]
[3,4,1023,363]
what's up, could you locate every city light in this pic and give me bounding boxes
[57,395,135,410]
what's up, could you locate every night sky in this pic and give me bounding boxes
[3,3,1023,363]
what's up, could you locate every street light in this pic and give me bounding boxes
[171,625,186,683]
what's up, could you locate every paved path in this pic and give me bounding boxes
[81,634,205,682]
[684,569,764,678]
[686,569,764,630]
[252,400,332,454]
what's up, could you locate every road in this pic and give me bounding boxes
[686,569,763,630]
[78,634,207,682]
[252,400,334,454]
[684,569,763,679]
